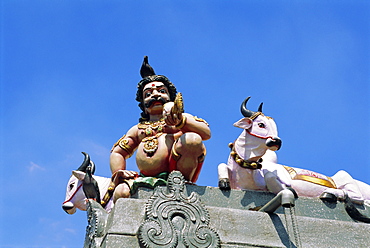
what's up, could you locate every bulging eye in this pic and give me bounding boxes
[258,123,265,128]
[159,89,166,93]
[69,182,75,191]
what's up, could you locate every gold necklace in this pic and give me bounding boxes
[138,119,165,136]
[138,119,165,156]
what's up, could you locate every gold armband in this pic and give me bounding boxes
[111,135,135,158]
[194,116,209,126]
[171,140,182,162]
[175,116,187,129]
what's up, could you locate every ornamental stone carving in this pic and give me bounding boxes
[138,171,220,248]
[84,199,108,248]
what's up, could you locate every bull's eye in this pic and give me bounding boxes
[69,182,75,191]
[258,123,265,128]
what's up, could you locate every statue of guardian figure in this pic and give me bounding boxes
[110,56,211,202]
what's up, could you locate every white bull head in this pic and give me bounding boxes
[62,152,112,214]
[234,97,281,164]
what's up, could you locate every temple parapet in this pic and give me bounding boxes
[84,171,370,248]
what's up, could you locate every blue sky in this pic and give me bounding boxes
[1,1,369,247]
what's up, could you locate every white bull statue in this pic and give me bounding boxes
[218,97,370,221]
[62,152,114,214]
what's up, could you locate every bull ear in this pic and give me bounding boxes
[233,117,253,129]
[72,170,85,181]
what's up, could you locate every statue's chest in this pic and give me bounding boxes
[137,120,178,139]
[136,120,178,156]
[138,120,165,138]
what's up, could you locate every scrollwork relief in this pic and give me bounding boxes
[138,171,220,248]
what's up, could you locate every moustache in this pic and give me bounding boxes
[144,97,169,108]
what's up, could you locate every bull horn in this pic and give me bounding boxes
[240,97,256,118]
[77,152,90,172]
[258,102,263,112]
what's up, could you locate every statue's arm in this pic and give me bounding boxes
[179,113,211,141]
[163,98,211,141]
[110,125,139,174]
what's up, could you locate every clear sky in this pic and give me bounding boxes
[1,1,369,247]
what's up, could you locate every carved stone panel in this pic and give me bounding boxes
[138,171,220,248]
[84,199,109,248]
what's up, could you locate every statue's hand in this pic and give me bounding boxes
[163,93,184,126]
[112,170,138,185]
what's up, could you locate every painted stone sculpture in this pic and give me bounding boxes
[110,56,211,203]
[63,56,211,214]
[62,152,114,214]
[138,170,220,248]
[218,97,370,221]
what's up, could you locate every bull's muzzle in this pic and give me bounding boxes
[62,202,76,214]
[266,137,282,151]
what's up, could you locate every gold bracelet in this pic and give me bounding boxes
[175,116,187,129]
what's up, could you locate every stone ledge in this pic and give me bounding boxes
[95,185,370,248]
[132,185,370,222]
[208,206,370,248]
